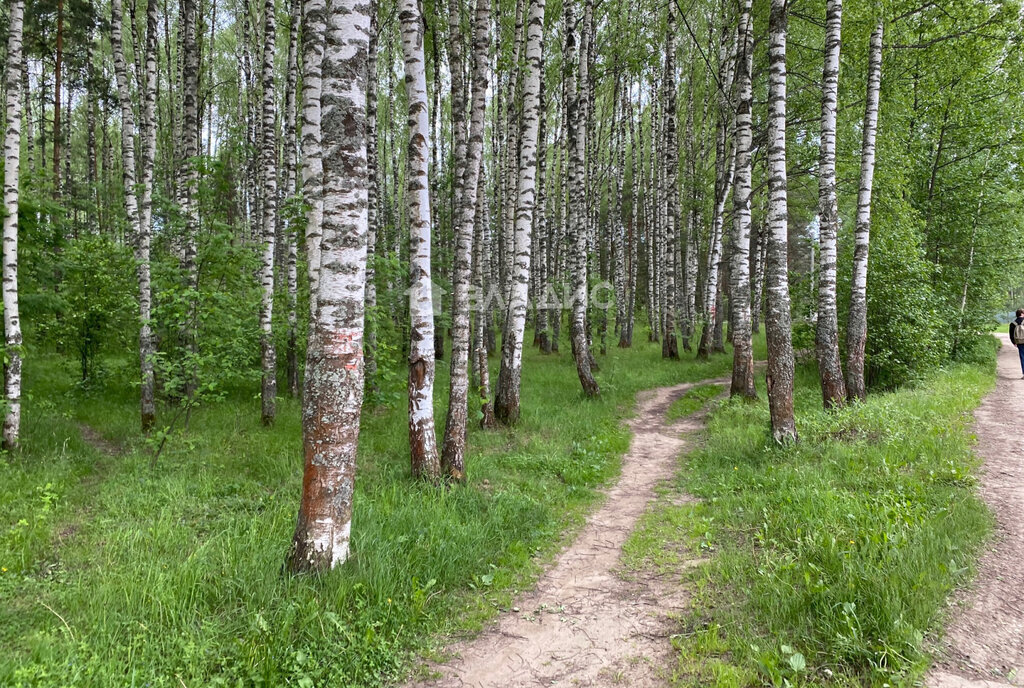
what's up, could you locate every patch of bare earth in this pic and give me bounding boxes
[929,334,1024,688]
[409,377,729,688]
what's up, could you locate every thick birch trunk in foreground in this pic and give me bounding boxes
[3,0,25,449]
[815,0,847,408]
[112,0,156,433]
[495,0,544,424]
[564,0,599,398]
[400,0,441,481]
[301,0,326,319]
[258,0,278,426]
[729,0,756,400]
[442,0,490,480]
[286,0,370,572]
[765,0,797,443]
[846,21,883,402]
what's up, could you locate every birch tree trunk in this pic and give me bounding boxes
[400,0,441,481]
[181,0,200,396]
[258,0,278,425]
[564,0,599,397]
[729,0,756,399]
[661,7,679,360]
[442,0,490,480]
[765,0,797,443]
[495,0,544,425]
[285,0,370,572]
[846,21,883,402]
[474,160,497,429]
[285,0,301,398]
[112,0,157,432]
[364,2,379,398]
[301,0,326,318]
[815,0,847,408]
[3,0,25,450]
[698,22,735,359]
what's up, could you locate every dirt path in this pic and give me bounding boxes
[930,333,1024,688]
[410,377,728,688]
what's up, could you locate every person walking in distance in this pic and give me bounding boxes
[1011,309,1024,378]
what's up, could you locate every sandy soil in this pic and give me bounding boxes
[407,377,728,688]
[930,334,1024,688]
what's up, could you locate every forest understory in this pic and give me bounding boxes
[0,329,1000,687]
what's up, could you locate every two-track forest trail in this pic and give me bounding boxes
[931,333,1024,688]
[410,377,730,688]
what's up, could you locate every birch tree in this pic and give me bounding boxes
[400,0,441,481]
[846,21,883,402]
[564,0,599,398]
[495,0,544,424]
[661,6,679,360]
[765,0,797,443]
[442,0,490,480]
[815,0,847,408]
[112,0,156,432]
[258,0,278,426]
[285,0,371,572]
[2,0,25,450]
[729,0,756,399]
[301,0,326,317]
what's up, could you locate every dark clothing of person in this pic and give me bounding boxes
[1011,317,1024,375]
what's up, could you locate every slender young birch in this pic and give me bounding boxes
[698,22,736,359]
[815,0,847,408]
[495,0,544,424]
[285,0,301,398]
[285,0,370,572]
[112,0,156,432]
[661,7,679,360]
[364,3,379,397]
[846,21,883,401]
[442,0,490,480]
[730,0,756,399]
[765,0,797,443]
[474,161,497,429]
[301,0,326,318]
[564,0,599,397]
[181,0,200,389]
[400,0,441,481]
[3,0,25,449]
[257,0,279,426]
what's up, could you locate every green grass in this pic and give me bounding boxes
[627,340,997,687]
[665,383,725,422]
[0,330,755,687]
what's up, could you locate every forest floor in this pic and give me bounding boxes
[409,377,729,688]
[929,333,1024,688]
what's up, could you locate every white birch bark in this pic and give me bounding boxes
[3,0,25,449]
[495,0,544,424]
[301,0,326,318]
[765,0,797,443]
[286,0,370,572]
[815,0,847,408]
[729,0,756,399]
[399,0,441,481]
[112,0,157,432]
[442,0,490,479]
[364,2,378,397]
[285,0,301,398]
[258,0,278,426]
[845,21,883,402]
[661,8,679,360]
[564,0,599,397]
